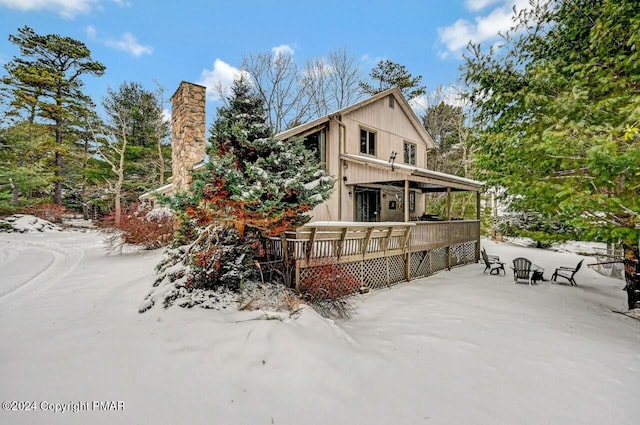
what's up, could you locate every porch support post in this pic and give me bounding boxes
[404,179,410,222]
[447,187,452,269]
[476,191,481,262]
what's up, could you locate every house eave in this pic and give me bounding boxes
[340,153,484,192]
[139,183,174,200]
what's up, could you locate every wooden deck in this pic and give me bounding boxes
[267,220,480,293]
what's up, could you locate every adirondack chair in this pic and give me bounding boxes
[511,257,533,285]
[551,259,584,286]
[481,248,505,275]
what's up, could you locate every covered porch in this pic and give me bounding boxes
[339,153,483,224]
[269,155,483,296]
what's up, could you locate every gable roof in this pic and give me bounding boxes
[276,88,434,148]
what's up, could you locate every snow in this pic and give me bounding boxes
[0,214,62,233]
[0,229,638,425]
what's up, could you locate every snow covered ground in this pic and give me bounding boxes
[0,223,638,425]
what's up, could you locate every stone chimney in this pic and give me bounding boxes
[171,81,207,193]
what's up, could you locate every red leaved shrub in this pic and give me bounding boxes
[299,260,362,302]
[105,204,174,250]
[23,203,68,224]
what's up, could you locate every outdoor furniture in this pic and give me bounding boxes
[481,248,505,275]
[511,257,534,285]
[551,259,584,286]
[531,264,545,283]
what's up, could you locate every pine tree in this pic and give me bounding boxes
[164,76,335,293]
[2,26,105,205]
[360,60,426,100]
[463,0,640,245]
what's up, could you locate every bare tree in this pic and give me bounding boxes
[302,48,364,117]
[326,48,363,109]
[242,50,312,132]
[92,112,128,227]
[152,81,170,186]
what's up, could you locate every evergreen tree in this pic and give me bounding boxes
[360,60,426,100]
[463,0,640,245]
[167,76,335,291]
[0,122,52,210]
[1,26,105,205]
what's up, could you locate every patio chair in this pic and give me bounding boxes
[511,257,533,285]
[551,259,584,286]
[481,248,505,275]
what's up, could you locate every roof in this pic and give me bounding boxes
[276,88,435,148]
[341,153,484,192]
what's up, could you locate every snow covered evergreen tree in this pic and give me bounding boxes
[148,76,334,306]
[189,76,334,236]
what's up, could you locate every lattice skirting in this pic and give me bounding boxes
[297,242,478,300]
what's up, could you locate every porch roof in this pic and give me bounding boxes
[341,153,483,192]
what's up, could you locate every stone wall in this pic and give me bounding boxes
[171,81,206,193]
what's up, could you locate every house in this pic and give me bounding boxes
[142,81,484,292]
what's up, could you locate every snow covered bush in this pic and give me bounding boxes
[0,214,61,233]
[139,235,303,314]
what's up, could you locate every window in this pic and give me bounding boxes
[303,128,327,170]
[360,129,376,156]
[409,191,416,212]
[388,95,395,109]
[404,142,416,165]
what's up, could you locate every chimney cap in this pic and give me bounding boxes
[170,81,207,101]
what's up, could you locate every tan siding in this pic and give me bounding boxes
[342,96,429,168]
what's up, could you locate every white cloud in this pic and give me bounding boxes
[410,85,469,116]
[85,25,97,39]
[198,59,248,102]
[0,0,97,19]
[271,44,295,58]
[105,33,153,57]
[161,108,171,123]
[304,58,335,79]
[438,0,532,56]
[465,0,503,11]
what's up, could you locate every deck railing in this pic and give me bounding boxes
[267,220,480,265]
[266,220,481,293]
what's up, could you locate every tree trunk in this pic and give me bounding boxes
[157,139,165,186]
[54,105,64,205]
[114,189,122,227]
[623,243,639,310]
[54,150,63,205]
[10,178,19,204]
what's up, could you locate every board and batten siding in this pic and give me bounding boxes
[342,95,429,168]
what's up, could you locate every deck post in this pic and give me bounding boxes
[476,191,481,262]
[404,225,412,281]
[404,179,410,222]
[361,227,374,258]
[280,233,289,264]
[447,188,452,269]
[305,227,317,261]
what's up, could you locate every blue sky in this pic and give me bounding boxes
[0,0,528,120]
